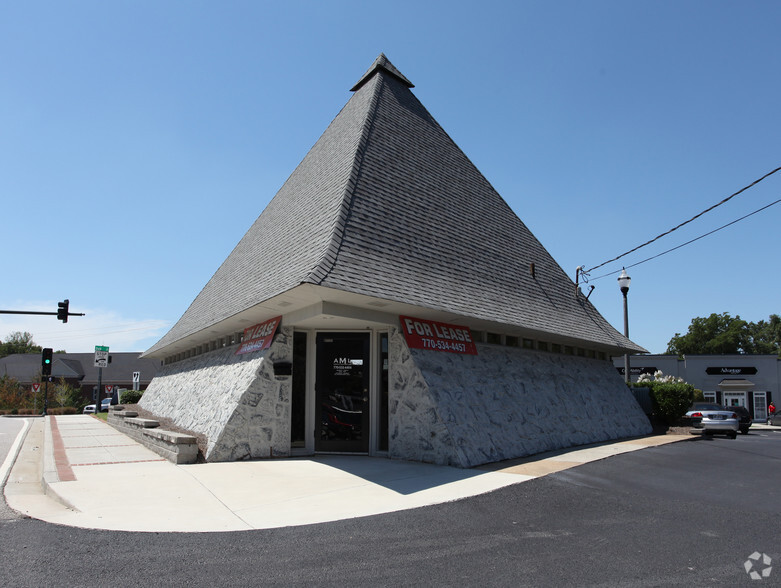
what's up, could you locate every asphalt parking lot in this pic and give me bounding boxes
[2,420,779,586]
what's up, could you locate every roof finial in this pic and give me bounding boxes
[351,53,414,92]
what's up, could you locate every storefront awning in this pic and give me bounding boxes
[718,379,755,391]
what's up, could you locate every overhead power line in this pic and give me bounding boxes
[589,196,781,281]
[25,320,168,338]
[587,165,781,273]
[32,324,168,344]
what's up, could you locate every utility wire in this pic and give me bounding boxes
[26,320,168,338]
[587,165,781,273]
[590,197,781,281]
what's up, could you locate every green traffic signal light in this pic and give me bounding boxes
[41,348,53,376]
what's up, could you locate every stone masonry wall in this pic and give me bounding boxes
[388,328,652,468]
[139,327,293,461]
[387,328,460,465]
[143,326,649,466]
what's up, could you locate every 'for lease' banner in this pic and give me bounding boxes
[399,315,478,355]
[236,316,281,355]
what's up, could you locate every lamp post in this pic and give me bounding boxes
[617,268,631,384]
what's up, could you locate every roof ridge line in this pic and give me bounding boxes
[304,74,385,285]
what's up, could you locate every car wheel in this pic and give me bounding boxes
[740,427,749,435]
[728,431,737,439]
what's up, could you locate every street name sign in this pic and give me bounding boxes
[94,345,110,368]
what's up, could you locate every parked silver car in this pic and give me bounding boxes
[690,406,739,439]
[683,402,723,427]
[83,398,111,414]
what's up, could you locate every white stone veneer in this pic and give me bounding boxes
[141,326,650,467]
[388,327,652,467]
[139,328,293,461]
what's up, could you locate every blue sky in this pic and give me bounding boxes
[2,1,780,355]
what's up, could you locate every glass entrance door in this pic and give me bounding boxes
[315,332,370,452]
[723,391,747,408]
[753,391,767,421]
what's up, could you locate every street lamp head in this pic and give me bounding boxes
[617,268,631,294]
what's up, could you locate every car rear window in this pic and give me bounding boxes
[692,403,723,411]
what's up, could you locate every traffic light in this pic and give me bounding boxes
[42,348,53,376]
[57,299,69,323]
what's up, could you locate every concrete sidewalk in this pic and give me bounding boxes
[3,414,695,533]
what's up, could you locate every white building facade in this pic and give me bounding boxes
[615,354,778,421]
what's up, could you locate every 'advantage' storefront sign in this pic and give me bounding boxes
[400,315,478,355]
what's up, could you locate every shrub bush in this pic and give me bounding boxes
[120,389,144,404]
[649,382,695,425]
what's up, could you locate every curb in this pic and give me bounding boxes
[0,417,31,488]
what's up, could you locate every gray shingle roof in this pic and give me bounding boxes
[145,55,644,356]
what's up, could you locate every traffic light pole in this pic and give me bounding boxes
[0,310,85,318]
[0,310,60,316]
[43,379,49,416]
[41,348,53,416]
[0,300,84,323]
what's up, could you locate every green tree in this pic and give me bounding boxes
[666,312,749,355]
[0,375,34,411]
[51,378,84,409]
[745,314,781,354]
[0,331,42,358]
[667,312,781,356]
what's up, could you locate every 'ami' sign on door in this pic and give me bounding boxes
[399,316,478,355]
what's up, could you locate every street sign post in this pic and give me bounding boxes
[132,371,140,391]
[32,383,40,413]
[94,345,109,410]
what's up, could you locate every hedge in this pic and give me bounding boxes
[649,382,696,425]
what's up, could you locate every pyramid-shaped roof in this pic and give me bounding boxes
[145,55,644,358]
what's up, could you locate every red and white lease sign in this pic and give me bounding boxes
[236,316,281,355]
[399,316,478,355]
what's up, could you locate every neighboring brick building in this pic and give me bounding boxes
[140,54,650,466]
